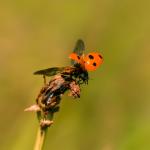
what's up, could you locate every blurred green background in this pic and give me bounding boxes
[0,0,150,150]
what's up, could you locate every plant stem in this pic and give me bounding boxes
[34,127,48,150]
[34,111,53,150]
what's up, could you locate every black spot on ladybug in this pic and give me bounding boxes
[89,55,94,59]
[93,62,97,66]
[99,55,103,59]
[77,56,80,59]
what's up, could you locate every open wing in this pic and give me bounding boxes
[33,67,65,76]
[73,39,85,56]
[71,39,85,65]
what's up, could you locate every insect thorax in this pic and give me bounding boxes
[69,65,89,84]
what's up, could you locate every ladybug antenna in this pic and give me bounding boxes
[89,77,93,81]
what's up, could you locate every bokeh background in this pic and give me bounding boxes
[0,0,150,150]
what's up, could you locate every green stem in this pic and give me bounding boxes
[34,111,53,150]
[34,127,48,150]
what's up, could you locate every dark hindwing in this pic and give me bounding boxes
[71,39,85,65]
[33,67,65,76]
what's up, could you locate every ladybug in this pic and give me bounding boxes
[69,52,103,71]
[33,39,103,124]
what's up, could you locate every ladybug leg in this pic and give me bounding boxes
[43,75,46,85]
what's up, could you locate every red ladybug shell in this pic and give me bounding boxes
[69,52,103,71]
[84,52,103,71]
[69,53,85,67]
[69,53,81,64]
